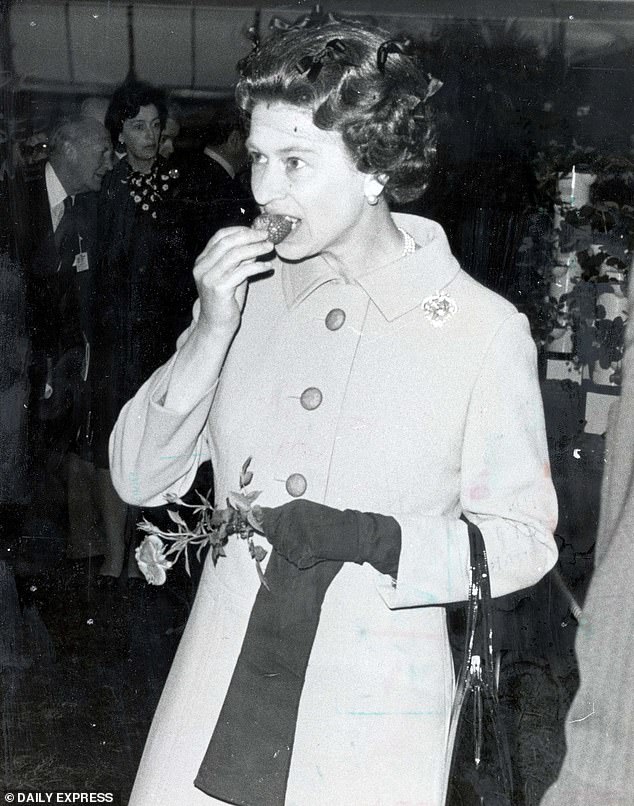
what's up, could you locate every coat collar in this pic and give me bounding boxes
[281,213,462,322]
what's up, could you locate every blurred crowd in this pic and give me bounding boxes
[0,80,256,587]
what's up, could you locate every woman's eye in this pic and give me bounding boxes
[249,152,266,165]
[286,157,305,171]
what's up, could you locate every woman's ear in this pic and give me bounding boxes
[363,174,387,206]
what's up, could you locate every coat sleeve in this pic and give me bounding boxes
[377,312,558,608]
[108,304,216,507]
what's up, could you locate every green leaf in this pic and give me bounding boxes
[137,518,163,535]
[255,558,270,591]
[167,508,188,528]
[240,457,253,488]
[227,490,252,513]
[164,492,186,506]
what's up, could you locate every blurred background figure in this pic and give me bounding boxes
[0,248,30,538]
[13,130,50,178]
[80,96,109,126]
[92,80,195,584]
[158,105,181,161]
[540,267,634,806]
[177,100,256,255]
[11,115,112,563]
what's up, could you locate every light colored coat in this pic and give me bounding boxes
[111,214,558,806]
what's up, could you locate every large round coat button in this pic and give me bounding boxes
[325,308,346,330]
[300,387,323,410]
[285,473,307,497]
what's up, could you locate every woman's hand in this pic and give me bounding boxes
[260,500,401,576]
[159,226,272,414]
[193,226,273,338]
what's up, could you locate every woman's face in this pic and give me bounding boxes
[247,102,369,261]
[120,104,161,164]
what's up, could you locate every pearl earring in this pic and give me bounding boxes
[366,194,379,206]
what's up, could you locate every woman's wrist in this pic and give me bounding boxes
[194,314,238,344]
[161,318,234,413]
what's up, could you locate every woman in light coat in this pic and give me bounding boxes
[110,19,558,806]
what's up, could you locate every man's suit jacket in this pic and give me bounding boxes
[541,271,634,806]
[12,166,100,440]
[174,152,257,257]
[12,166,99,378]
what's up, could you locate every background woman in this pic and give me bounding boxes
[111,19,558,804]
[93,80,195,582]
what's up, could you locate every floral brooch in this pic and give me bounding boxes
[421,292,458,327]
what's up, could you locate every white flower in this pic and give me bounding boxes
[134,195,141,202]
[135,535,173,585]
[142,203,149,211]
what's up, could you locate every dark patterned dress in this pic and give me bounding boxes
[92,156,197,468]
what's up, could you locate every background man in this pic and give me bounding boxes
[12,115,112,562]
[177,102,256,255]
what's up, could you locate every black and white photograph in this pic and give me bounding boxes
[1,1,633,804]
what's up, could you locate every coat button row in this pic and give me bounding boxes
[300,387,323,410]
[286,473,307,497]
[325,308,346,331]
[285,311,344,500]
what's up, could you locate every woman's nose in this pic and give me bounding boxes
[251,163,287,207]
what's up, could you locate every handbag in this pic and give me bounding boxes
[443,516,514,805]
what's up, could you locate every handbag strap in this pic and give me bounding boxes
[451,515,513,798]
[461,515,497,693]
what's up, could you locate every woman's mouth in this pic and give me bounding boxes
[252,214,300,244]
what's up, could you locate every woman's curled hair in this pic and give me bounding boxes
[235,19,439,204]
[105,80,168,146]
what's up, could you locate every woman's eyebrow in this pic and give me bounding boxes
[246,142,317,156]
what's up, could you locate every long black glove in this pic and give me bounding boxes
[260,499,401,577]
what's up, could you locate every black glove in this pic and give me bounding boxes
[260,499,401,577]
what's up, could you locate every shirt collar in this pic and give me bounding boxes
[203,147,235,179]
[45,161,68,210]
[281,213,462,322]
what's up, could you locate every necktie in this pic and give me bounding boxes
[54,196,78,270]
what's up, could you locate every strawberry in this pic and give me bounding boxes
[252,213,295,244]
